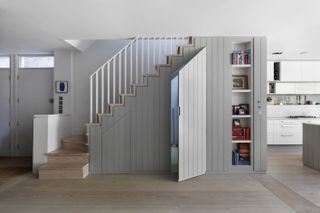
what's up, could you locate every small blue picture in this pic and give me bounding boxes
[55,81,68,93]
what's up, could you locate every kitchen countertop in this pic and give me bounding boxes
[268,117,320,120]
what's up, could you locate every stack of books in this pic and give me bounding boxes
[232,127,250,140]
[232,144,250,165]
[231,49,251,65]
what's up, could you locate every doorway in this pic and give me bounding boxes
[0,55,54,156]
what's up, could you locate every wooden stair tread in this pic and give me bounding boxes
[62,135,87,144]
[39,163,88,170]
[47,148,88,156]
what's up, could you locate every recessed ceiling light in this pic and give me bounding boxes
[300,51,308,55]
[272,52,283,55]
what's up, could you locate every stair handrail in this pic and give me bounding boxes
[90,37,137,122]
[90,37,189,123]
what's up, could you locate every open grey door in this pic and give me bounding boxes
[177,48,207,181]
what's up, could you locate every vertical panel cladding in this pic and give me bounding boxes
[314,125,319,169]
[202,48,207,174]
[303,124,307,165]
[178,48,207,181]
[254,37,262,171]
[142,86,148,171]
[159,69,171,171]
[136,87,143,171]
[223,38,232,172]
[153,75,160,171]
[89,125,102,174]
[259,37,267,172]
[199,38,211,172]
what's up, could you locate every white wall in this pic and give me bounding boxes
[33,114,71,174]
[54,51,73,114]
[54,40,130,134]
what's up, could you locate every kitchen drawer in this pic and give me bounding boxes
[274,123,302,133]
[274,132,302,144]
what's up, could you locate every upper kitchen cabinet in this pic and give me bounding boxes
[280,61,302,81]
[301,61,320,81]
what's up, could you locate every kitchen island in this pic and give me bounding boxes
[303,122,320,171]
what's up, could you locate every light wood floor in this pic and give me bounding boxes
[0,146,319,213]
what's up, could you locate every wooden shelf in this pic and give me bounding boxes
[232,115,251,118]
[232,140,251,143]
[232,64,251,68]
[232,89,251,93]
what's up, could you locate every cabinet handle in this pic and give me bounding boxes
[281,125,295,128]
[281,134,294,137]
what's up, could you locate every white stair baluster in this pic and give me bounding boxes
[107,63,110,105]
[142,37,144,83]
[147,38,150,73]
[136,40,138,84]
[113,58,116,104]
[125,48,127,94]
[101,66,104,113]
[90,75,93,122]
[96,72,99,115]
[119,52,122,96]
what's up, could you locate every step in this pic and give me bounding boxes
[47,153,89,164]
[61,135,88,152]
[38,163,89,179]
[48,148,88,155]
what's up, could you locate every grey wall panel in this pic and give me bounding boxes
[89,125,101,173]
[89,36,266,174]
[254,38,262,171]
[253,37,267,172]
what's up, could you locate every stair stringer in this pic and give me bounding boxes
[88,42,204,174]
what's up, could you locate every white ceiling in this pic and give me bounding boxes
[1,0,320,59]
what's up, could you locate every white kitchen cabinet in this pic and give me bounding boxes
[267,120,274,144]
[267,119,320,145]
[267,61,274,81]
[280,61,302,81]
[301,61,320,81]
[315,83,320,93]
[295,83,316,94]
[275,83,296,94]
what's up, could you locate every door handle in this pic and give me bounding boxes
[281,134,294,137]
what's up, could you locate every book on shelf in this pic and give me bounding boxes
[233,143,251,166]
[231,49,251,65]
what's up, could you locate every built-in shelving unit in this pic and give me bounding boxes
[231,40,253,168]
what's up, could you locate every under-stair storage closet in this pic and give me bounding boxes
[170,48,206,182]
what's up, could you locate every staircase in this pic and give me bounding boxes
[38,135,89,179]
[38,36,197,178]
[88,36,200,174]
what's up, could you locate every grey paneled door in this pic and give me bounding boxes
[17,68,53,156]
[0,68,11,156]
[178,48,207,181]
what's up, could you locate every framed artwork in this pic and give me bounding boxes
[239,104,250,114]
[55,81,68,93]
[232,75,248,90]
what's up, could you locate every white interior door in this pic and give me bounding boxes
[178,48,206,182]
[0,68,11,156]
[17,68,53,156]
